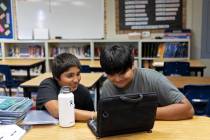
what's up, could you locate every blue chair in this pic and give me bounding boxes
[163,61,190,76]
[183,85,210,116]
[0,65,21,96]
[81,65,91,73]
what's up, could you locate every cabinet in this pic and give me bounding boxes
[0,38,190,71]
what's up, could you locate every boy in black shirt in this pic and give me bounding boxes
[36,53,96,121]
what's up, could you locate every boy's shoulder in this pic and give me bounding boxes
[40,77,58,87]
[136,68,162,79]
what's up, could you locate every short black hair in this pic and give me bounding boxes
[51,53,81,79]
[100,45,134,75]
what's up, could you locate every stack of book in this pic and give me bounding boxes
[164,29,191,39]
[0,96,33,124]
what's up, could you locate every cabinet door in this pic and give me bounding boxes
[201,0,210,58]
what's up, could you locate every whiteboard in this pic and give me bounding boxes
[16,0,104,39]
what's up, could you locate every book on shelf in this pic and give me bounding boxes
[157,43,165,59]
[94,47,102,57]
[50,47,90,58]
[164,29,191,39]
[7,45,44,58]
[142,43,159,58]
[142,42,188,59]
[163,43,188,58]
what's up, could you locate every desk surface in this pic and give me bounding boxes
[167,76,210,88]
[80,60,101,68]
[23,116,210,140]
[0,59,45,66]
[153,60,206,68]
[20,72,103,88]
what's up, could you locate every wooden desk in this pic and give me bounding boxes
[0,59,45,79]
[80,60,102,72]
[80,60,101,68]
[153,60,206,76]
[167,76,210,89]
[20,72,103,98]
[23,116,210,140]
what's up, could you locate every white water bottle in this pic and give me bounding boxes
[58,86,75,127]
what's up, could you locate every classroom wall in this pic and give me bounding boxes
[190,0,210,76]
[105,0,210,76]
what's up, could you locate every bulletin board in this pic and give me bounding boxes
[116,0,186,34]
[0,0,13,39]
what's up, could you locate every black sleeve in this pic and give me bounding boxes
[36,78,60,110]
[74,84,94,111]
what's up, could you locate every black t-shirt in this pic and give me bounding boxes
[36,78,94,111]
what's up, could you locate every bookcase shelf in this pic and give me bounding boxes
[140,39,190,68]
[93,41,139,59]
[0,38,190,71]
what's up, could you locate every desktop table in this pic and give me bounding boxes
[22,116,210,140]
[20,72,103,99]
[167,76,210,88]
[80,60,102,72]
[0,59,45,80]
[153,60,206,76]
[80,60,101,68]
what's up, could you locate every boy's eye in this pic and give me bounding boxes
[65,73,74,78]
[65,72,80,78]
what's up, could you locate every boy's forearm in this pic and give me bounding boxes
[156,98,194,120]
[75,109,96,121]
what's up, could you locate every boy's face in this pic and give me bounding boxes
[107,68,134,89]
[57,66,81,92]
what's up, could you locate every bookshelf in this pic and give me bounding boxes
[0,38,190,71]
[140,39,190,68]
[1,40,45,59]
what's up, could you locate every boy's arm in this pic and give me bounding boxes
[44,100,96,121]
[156,97,194,120]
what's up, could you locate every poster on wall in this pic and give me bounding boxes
[0,0,13,39]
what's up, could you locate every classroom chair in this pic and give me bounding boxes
[0,65,21,96]
[183,84,210,116]
[163,61,190,76]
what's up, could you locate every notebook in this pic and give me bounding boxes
[87,93,157,138]
[21,110,58,125]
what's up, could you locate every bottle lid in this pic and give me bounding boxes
[61,86,70,94]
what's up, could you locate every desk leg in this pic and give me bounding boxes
[201,70,204,77]
[41,61,46,73]
[26,68,31,80]
[23,87,32,99]
[195,71,198,76]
